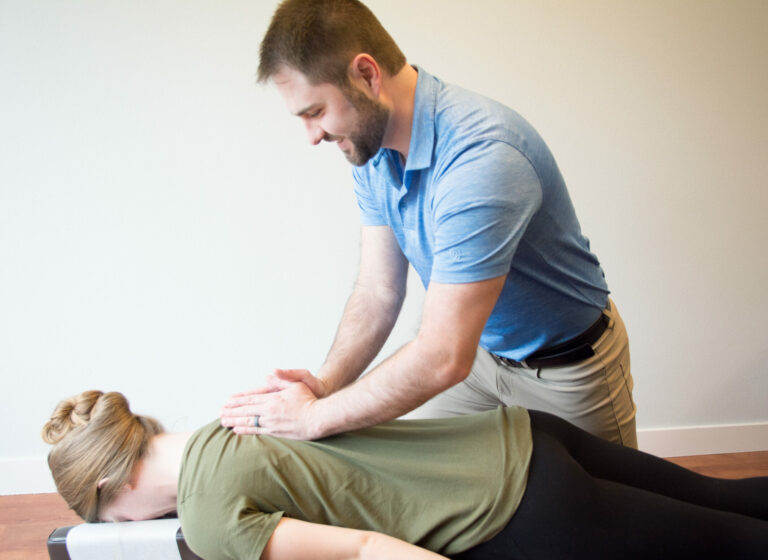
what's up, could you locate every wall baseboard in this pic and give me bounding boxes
[638,422,768,457]
[0,458,56,496]
[2,422,767,495]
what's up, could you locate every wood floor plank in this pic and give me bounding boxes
[0,493,79,560]
[666,450,768,479]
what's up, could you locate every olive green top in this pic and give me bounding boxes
[178,407,532,559]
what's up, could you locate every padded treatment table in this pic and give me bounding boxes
[48,518,203,560]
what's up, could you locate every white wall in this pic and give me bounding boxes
[1,0,766,494]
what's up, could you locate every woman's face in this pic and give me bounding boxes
[99,483,175,523]
[99,484,153,522]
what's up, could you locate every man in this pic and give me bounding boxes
[220,0,637,447]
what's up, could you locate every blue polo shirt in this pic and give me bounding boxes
[352,67,609,360]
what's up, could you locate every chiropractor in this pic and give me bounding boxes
[221,0,637,447]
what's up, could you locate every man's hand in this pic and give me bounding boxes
[220,369,329,440]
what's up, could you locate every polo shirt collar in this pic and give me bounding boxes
[404,65,435,172]
[370,65,436,172]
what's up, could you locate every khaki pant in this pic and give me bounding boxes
[408,299,637,448]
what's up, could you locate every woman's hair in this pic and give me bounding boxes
[42,390,164,522]
[258,0,407,86]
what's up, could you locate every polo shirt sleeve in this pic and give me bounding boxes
[430,141,542,284]
[352,167,388,226]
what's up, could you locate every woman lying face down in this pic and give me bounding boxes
[44,390,768,560]
[42,391,181,523]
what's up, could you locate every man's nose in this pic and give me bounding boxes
[304,120,324,146]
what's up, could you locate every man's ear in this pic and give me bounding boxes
[349,54,382,96]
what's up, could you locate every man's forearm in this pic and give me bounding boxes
[317,282,405,394]
[311,333,469,437]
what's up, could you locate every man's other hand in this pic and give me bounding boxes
[219,369,329,440]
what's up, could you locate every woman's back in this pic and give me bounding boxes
[178,407,532,559]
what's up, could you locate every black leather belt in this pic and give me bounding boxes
[495,311,610,369]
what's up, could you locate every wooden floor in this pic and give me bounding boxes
[1,451,767,560]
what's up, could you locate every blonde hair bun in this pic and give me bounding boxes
[42,390,109,444]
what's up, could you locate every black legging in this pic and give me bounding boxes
[454,410,768,559]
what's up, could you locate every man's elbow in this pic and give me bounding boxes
[416,337,475,391]
[354,281,407,318]
[434,358,473,390]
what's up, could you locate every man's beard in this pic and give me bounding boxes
[338,86,390,166]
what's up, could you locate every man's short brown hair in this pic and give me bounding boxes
[258,0,407,86]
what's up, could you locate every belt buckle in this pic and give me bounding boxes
[498,354,530,369]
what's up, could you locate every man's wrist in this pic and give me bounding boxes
[305,396,335,440]
[316,366,347,396]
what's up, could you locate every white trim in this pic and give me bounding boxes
[2,423,767,495]
[67,519,183,560]
[638,422,768,457]
[0,457,56,495]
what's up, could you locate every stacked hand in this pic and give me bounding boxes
[220,369,329,440]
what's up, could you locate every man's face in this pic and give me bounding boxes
[273,66,390,166]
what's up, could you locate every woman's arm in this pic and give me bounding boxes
[262,518,449,560]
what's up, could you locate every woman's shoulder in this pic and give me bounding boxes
[180,491,282,560]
